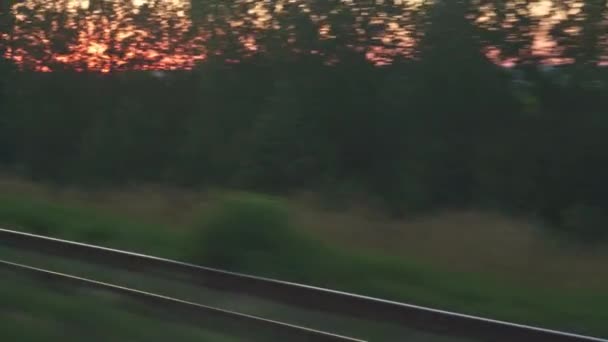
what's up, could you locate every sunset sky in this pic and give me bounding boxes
[1,0,595,72]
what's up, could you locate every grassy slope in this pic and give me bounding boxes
[2,177,605,291]
[0,191,606,338]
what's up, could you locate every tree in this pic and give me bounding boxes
[474,0,547,66]
[551,0,608,67]
[403,0,519,208]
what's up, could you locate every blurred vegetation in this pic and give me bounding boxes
[1,0,607,239]
[193,193,329,278]
[1,0,608,338]
[1,192,607,337]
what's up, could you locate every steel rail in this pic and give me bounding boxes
[0,259,364,342]
[1,227,606,342]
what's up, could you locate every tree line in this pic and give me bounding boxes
[1,0,608,239]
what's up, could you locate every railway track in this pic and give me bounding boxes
[0,227,606,342]
[0,259,362,342]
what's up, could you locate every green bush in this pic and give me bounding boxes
[191,192,330,280]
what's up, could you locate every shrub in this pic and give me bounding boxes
[191,192,329,280]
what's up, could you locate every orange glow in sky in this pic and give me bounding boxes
[4,0,206,72]
[1,0,429,71]
[1,0,602,72]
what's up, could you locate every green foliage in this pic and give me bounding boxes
[0,195,184,256]
[0,58,16,165]
[1,0,608,240]
[1,194,607,336]
[192,192,330,280]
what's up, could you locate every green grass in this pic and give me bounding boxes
[0,194,187,257]
[0,192,606,338]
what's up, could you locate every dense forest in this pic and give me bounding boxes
[1,0,608,239]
